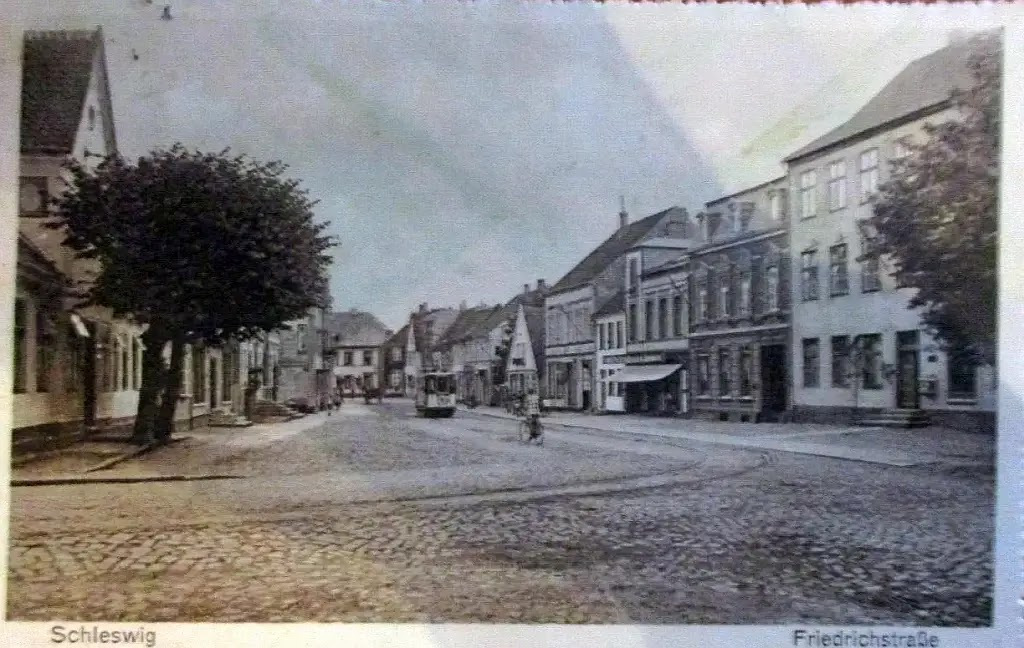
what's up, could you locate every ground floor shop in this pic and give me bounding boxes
[544,355,593,411]
[616,352,689,417]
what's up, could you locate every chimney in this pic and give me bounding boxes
[523,284,530,294]
[618,195,629,230]
[459,300,467,311]
[537,279,546,291]
[418,303,428,314]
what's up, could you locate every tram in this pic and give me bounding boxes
[415,371,457,418]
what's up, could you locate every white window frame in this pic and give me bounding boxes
[827,160,847,211]
[765,265,780,313]
[859,148,879,201]
[800,170,817,218]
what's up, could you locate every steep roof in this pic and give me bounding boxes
[436,306,498,349]
[594,290,625,318]
[325,310,391,347]
[381,324,409,349]
[784,38,977,162]
[550,207,676,294]
[21,29,117,155]
[523,304,546,370]
[412,308,460,354]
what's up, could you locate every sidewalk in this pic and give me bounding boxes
[462,406,994,469]
[11,412,333,485]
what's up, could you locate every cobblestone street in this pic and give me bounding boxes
[7,402,994,625]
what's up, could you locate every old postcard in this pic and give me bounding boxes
[0,1,1021,647]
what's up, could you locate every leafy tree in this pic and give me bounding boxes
[867,32,1000,366]
[48,144,334,443]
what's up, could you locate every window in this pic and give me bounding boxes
[859,148,879,201]
[658,298,668,339]
[827,160,847,211]
[598,323,605,349]
[893,138,911,160]
[697,355,710,396]
[628,258,639,294]
[343,351,353,366]
[739,347,753,397]
[802,338,820,388]
[738,273,751,317]
[697,285,708,323]
[35,310,55,393]
[363,350,373,366]
[120,334,130,391]
[88,105,96,130]
[718,348,732,396]
[860,334,883,390]
[391,347,401,362]
[133,338,143,390]
[831,336,850,387]
[764,264,779,313]
[191,346,206,400]
[719,280,730,320]
[861,237,881,292]
[628,304,638,342]
[607,323,614,348]
[770,191,785,222]
[948,353,978,399]
[18,176,49,215]
[616,321,623,348]
[297,323,307,352]
[801,250,819,301]
[644,300,654,341]
[829,244,849,296]
[800,170,817,218]
[13,298,27,393]
[222,349,233,402]
[672,295,683,337]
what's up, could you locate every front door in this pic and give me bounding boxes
[209,358,219,408]
[896,331,920,409]
[759,345,787,413]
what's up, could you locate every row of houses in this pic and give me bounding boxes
[387,34,996,432]
[9,28,387,454]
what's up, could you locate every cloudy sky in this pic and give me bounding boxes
[12,1,1013,330]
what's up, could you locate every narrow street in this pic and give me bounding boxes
[6,402,993,625]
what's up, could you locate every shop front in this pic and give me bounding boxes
[617,353,689,416]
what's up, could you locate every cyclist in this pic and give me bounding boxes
[523,386,542,443]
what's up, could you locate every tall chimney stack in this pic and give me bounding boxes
[523,284,530,294]
[537,279,546,291]
[618,195,629,230]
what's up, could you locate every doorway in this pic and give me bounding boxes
[896,330,920,409]
[759,344,787,414]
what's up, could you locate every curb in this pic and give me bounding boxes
[12,474,243,487]
[84,435,190,473]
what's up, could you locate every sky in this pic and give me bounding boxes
[9,1,1015,330]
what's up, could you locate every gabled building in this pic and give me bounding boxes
[12,29,147,453]
[687,176,791,422]
[325,308,391,395]
[379,324,410,396]
[435,303,499,402]
[544,205,691,410]
[404,303,460,395]
[784,33,996,431]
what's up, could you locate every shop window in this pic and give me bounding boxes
[859,334,883,390]
[831,336,850,388]
[696,355,710,396]
[802,338,820,388]
[718,348,731,396]
[739,347,753,397]
[948,353,978,400]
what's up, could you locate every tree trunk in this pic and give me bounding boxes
[131,326,169,445]
[154,337,186,443]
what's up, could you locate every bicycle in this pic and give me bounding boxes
[517,415,543,445]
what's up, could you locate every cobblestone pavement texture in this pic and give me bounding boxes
[7,401,994,625]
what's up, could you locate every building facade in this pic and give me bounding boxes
[378,325,409,396]
[784,36,996,430]
[506,302,546,398]
[544,206,690,411]
[687,177,791,422]
[275,307,330,408]
[325,309,391,396]
[593,291,626,413]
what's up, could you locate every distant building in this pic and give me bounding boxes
[275,307,330,408]
[544,205,691,411]
[436,303,500,403]
[325,309,391,395]
[784,35,996,430]
[404,303,460,395]
[379,324,410,396]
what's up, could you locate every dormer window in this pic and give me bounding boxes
[88,106,96,131]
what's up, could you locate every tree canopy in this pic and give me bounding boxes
[868,32,1000,366]
[51,144,334,344]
